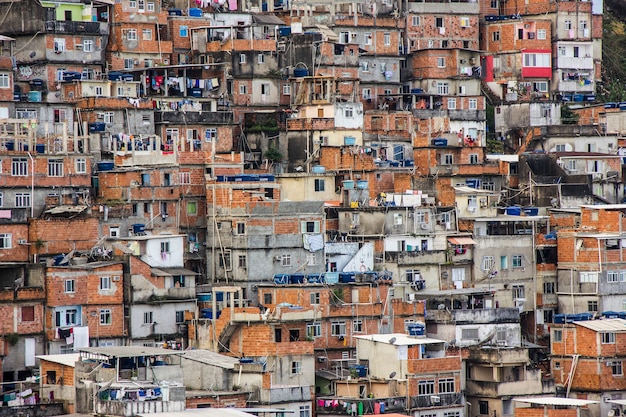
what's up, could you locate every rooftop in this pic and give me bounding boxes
[574,318,626,333]
[513,397,598,407]
[354,333,444,346]
[180,349,239,369]
[79,346,184,358]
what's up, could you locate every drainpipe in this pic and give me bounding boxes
[27,152,34,217]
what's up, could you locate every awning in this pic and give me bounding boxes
[448,237,477,245]
[251,13,285,25]
[513,397,598,407]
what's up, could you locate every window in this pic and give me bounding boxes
[299,405,311,417]
[48,159,63,177]
[280,254,291,267]
[383,33,391,46]
[124,58,134,69]
[443,154,453,165]
[544,282,556,294]
[469,154,478,164]
[479,401,489,415]
[0,233,11,249]
[588,300,598,312]
[512,255,523,268]
[314,179,325,192]
[176,310,185,323]
[65,309,78,326]
[537,29,547,40]
[54,38,65,53]
[602,332,616,344]
[12,158,28,176]
[344,107,354,118]
[100,276,111,290]
[564,20,572,30]
[580,272,598,283]
[462,328,479,340]
[339,31,350,44]
[353,319,363,333]
[301,221,320,233]
[21,306,35,322]
[15,193,31,208]
[362,88,372,99]
[438,378,455,393]
[291,361,302,374]
[147,2,155,11]
[412,16,420,26]
[261,83,270,96]
[447,98,456,110]
[75,158,87,173]
[460,17,470,27]
[437,57,446,68]
[0,73,9,88]
[187,201,197,215]
[142,29,152,40]
[469,98,478,110]
[310,292,320,305]
[512,285,525,299]
[282,84,291,95]
[138,0,145,10]
[239,54,246,64]
[16,108,37,119]
[306,253,317,266]
[523,53,550,67]
[109,226,120,237]
[492,31,500,41]
[130,0,137,7]
[160,241,170,254]
[257,53,265,64]
[306,322,321,338]
[125,29,137,40]
[364,32,372,45]
[179,172,191,184]
[83,39,94,52]
[65,279,75,293]
[482,256,495,271]
[418,380,435,396]
[100,309,112,325]
[239,84,247,94]
[204,128,217,142]
[612,361,623,376]
[608,271,620,283]
[331,321,346,336]
[553,329,563,342]
[435,17,444,28]
[144,311,153,324]
[179,26,188,37]
[437,82,449,95]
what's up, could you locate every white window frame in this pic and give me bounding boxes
[447,98,456,110]
[331,321,347,336]
[142,29,152,40]
[65,279,75,293]
[383,32,391,46]
[100,276,111,290]
[364,32,372,45]
[437,57,446,68]
[125,29,137,41]
[0,233,11,249]
[54,38,66,53]
[83,39,94,52]
[258,53,265,64]
[48,159,64,177]
[15,193,31,208]
[12,158,28,176]
[469,98,478,110]
[481,256,495,271]
[0,73,9,89]
[537,29,546,40]
[100,309,112,325]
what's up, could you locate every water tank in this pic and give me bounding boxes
[407,323,426,336]
[293,68,309,77]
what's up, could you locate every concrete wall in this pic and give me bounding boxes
[129,301,196,338]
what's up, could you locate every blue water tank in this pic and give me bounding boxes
[290,274,305,284]
[554,314,565,324]
[132,224,145,234]
[189,8,202,17]
[506,207,522,216]
[36,144,45,154]
[294,68,309,77]
[98,161,114,171]
[343,180,355,189]
[339,272,356,283]
[325,272,339,284]
[432,138,448,146]
[523,207,539,216]
[602,311,620,319]
[274,274,289,285]
[408,323,425,336]
[278,27,291,36]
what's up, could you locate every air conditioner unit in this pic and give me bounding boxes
[18,239,27,245]
[480,198,488,208]
[274,255,282,261]
[431,396,441,404]
[113,276,121,281]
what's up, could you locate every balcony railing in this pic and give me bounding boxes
[45,20,108,35]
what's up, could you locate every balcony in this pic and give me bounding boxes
[287,118,335,131]
[557,56,593,70]
[154,111,233,125]
[426,308,520,324]
[466,369,543,397]
[45,20,109,35]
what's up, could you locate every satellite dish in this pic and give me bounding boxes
[29,51,36,58]
[389,371,397,379]
[608,410,615,417]
[389,337,397,344]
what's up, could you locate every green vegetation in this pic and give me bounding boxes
[600,11,626,101]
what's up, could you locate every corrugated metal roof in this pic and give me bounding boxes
[574,318,626,332]
[355,333,444,346]
[513,397,598,407]
[448,236,477,245]
[79,346,184,358]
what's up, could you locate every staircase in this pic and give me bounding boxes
[480,78,502,106]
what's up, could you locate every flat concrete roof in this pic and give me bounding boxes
[513,397,598,407]
[36,353,80,368]
[180,349,239,369]
[355,333,444,346]
[137,410,261,417]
